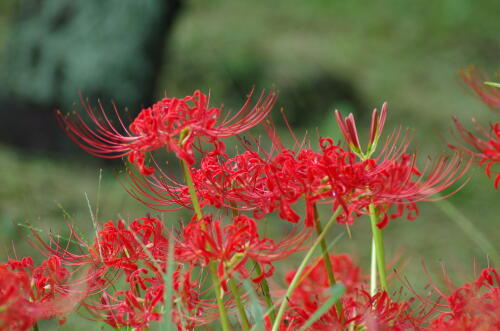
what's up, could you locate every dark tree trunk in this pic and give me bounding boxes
[0,0,182,154]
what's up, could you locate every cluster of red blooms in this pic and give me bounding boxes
[126,103,468,229]
[1,72,498,330]
[24,217,215,329]
[57,89,276,175]
[271,255,500,330]
[0,256,77,329]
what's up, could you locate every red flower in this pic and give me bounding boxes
[0,256,84,330]
[427,268,500,330]
[276,254,424,330]
[326,105,469,227]
[175,214,309,289]
[57,90,275,175]
[87,268,163,330]
[452,119,500,188]
[85,264,217,330]
[285,254,365,298]
[32,216,168,272]
[127,144,334,226]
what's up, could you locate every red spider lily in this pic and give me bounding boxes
[278,291,421,330]
[128,118,468,229]
[324,105,470,227]
[126,144,335,226]
[275,254,426,330]
[285,254,365,297]
[426,268,500,330]
[57,90,276,175]
[0,256,85,329]
[31,216,169,272]
[175,214,310,289]
[460,66,500,112]
[84,264,217,330]
[26,217,216,329]
[94,217,169,271]
[25,215,172,323]
[0,262,37,330]
[86,268,164,330]
[122,116,327,224]
[366,152,470,228]
[451,117,500,189]
[171,265,220,329]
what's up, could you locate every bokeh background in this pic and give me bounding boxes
[0,0,498,328]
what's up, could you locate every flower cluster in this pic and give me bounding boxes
[57,90,276,175]
[175,214,309,289]
[271,255,500,330]
[275,254,424,330]
[127,103,468,228]
[22,217,222,330]
[428,268,500,330]
[0,256,75,330]
[3,78,497,330]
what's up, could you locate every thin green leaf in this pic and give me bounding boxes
[272,207,344,331]
[484,81,500,88]
[240,278,264,331]
[298,284,346,331]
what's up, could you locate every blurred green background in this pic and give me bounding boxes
[0,0,498,328]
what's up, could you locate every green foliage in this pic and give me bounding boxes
[161,0,499,153]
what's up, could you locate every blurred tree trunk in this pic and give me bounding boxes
[0,0,182,153]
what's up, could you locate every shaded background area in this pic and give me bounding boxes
[0,0,498,328]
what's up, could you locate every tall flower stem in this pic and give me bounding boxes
[313,204,344,321]
[254,262,276,324]
[181,160,203,219]
[370,238,378,296]
[369,204,388,292]
[272,207,342,331]
[228,277,251,331]
[181,160,231,331]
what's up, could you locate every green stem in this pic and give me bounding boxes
[370,237,377,296]
[208,256,232,331]
[229,277,251,331]
[181,160,202,219]
[254,262,276,324]
[313,204,344,321]
[33,323,39,331]
[272,207,342,331]
[369,204,388,292]
[181,159,231,331]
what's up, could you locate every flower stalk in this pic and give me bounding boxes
[313,204,344,321]
[254,262,276,324]
[369,204,388,292]
[181,159,231,331]
[228,277,251,331]
[370,238,377,296]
